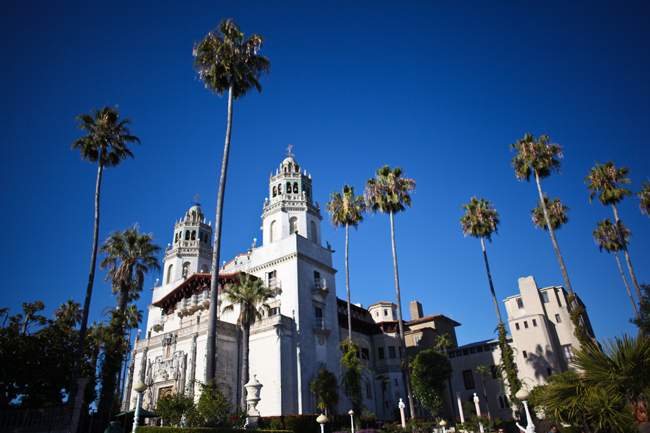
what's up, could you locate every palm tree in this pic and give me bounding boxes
[53,299,83,327]
[435,333,457,416]
[460,197,502,324]
[636,181,650,217]
[100,224,161,315]
[475,365,492,420]
[120,304,143,398]
[326,185,366,340]
[585,161,642,300]
[193,19,271,382]
[68,105,140,403]
[86,321,108,374]
[364,165,416,418]
[573,333,650,433]
[221,273,273,408]
[593,218,639,319]
[511,133,575,301]
[531,195,571,231]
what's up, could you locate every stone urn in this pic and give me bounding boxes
[244,375,263,428]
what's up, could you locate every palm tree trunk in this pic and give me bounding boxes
[534,171,575,298]
[68,161,104,404]
[241,321,250,409]
[346,223,352,341]
[207,79,235,381]
[611,203,643,301]
[481,236,502,324]
[481,376,491,420]
[389,211,415,419]
[614,251,639,319]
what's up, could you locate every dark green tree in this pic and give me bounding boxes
[221,273,273,408]
[309,369,339,417]
[632,283,650,335]
[497,323,521,404]
[636,181,650,217]
[327,185,366,340]
[155,393,195,427]
[195,377,234,427]
[69,106,140,404]
[193,19,271,382]
[411,349,452,416]
[364,165,416,418]
[339,340,369,420]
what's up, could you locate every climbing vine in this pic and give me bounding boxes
[567,295,591,349]
[497,323,521,404]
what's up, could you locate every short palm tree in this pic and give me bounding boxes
[193,19,271,382]
[636,181,650,217]
[86,321,108,373]
[68,105,140,403]
[531,195,570,231]
[100,224,161,315]
[326,185,366,340]
[593,218,639,319]
[53,299,83,327]
[475,365,492,420]
[511,133,575,300]
[222,273,273,408]
[585,161,642,301]
[364,165,416,418]
[461,197,502,324]
[576,333,650,433]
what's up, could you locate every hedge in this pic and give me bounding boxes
[138,427,292,433]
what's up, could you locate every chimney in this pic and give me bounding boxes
[410,301,423,320]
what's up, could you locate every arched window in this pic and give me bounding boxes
[270,220,277,243]
[166,264,174,284]
[310,221,317,243]
[272,186,277,197]
[293,182,299,193]
[183,262,191,279]
[174,233,178,243]
[290,217,298,235]
[517,298,524,309]
[278,184,282,194]
[286,182,291,193]
[201,264,208,273]
[185,230,190,241]
[191,230,196,240]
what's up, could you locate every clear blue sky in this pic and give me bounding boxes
[1,1,649,347]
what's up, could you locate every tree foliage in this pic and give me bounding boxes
[309,368,339,417]
[636,181,650,217]
[339,340,369,416]
[631,283,650,335]
[194,377,235,428]
[531,195,570,231]
[497,323,520,404]
[155,393,195,427]
[411,349,452,416]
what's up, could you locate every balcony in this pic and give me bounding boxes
[152,316,166,332]
[312,278,329,297]
[313,317,331,345]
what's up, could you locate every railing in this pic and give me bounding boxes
[313,318,327,329]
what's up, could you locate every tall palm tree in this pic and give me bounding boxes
[193,19,271,382]
[585,161,642,300]
[364,165,416,418]
[593,218,639,319]
[120,304,143,398]
[221,273,273,408]
[326,185,366,340]
[460,197,502,324]
[86,321,108,374]
[53,299,83,327]
[511,133,575,301]
[68,105,140,403]
[475,365,492,420]
[531,195,571,231]
[636,181,650,217]
[100,224,161,315]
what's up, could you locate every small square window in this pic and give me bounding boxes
[562,344,576,363]
[477,346,483,353]
[555,314,561,323]
[532,319,537,327]
[515,323,520,330]
[523,350,528,358]
[542,292,549,303]
[470,347,476,354]
[524,321,529,329]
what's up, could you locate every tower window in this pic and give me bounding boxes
[517,298,524,309]
[289,217,298,235]
[523,350,528,358]
[555,314,562,323]
[191,230,196,240]
[270,221,277,243]
[272,186,277,197]
[378,347,384,359]
[286,182,291,193]
[515,323,520,330]
[185,230,190,240]
[524,321,529,329]
[310,221,317,243]
[542,292,550,303]
[166,264,174,284]
[532,319,537,327]
[293,182,299,193]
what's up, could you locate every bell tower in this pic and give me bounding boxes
[161,204,213,288]
[261,156,322,246]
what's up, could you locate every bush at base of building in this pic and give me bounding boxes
[138,428,292,433]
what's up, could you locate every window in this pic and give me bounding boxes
[547,368,552,376]
[470,347,476,354]
[517,298,524,309]
[449,351,456,358]
[477,345,483,353]
[463,348,469,356]
[384,309,388,316]
[270,220,277,243]
[542,292,549,303]
[268,307,279,316]
[515,323,520,331]
[166,264,174,284]
[376,312,379,317]
[361,348,369,360]
[563,344,576,363]
[462,370,475,390]
[413,335,421,346]
[394,379,398,385]
[310,221,317,243]
[523,350,528,359]
[532,319,537,327]
[490,365,499,379]
[498,394,509,409]
[378,348,385,359]
[366,382,372,399]
[524,321,529,329]
[289,217,298,235]
[388,347,396,358]
[555,314,562,323]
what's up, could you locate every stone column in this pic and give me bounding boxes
[456,392,465,424]
[187,333,198,398]
[122,349,137,411]
[139,348,148,382]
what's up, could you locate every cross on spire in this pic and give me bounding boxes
[286,144,294,157]
[192,194,201,206]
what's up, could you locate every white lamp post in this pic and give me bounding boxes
[316,414,328,433]
[515,389,535,433]
[398,398,406,428]
[132,381,148,433]
[349,410,355,433]
[473,393,484,433]
[440,419,447,433]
